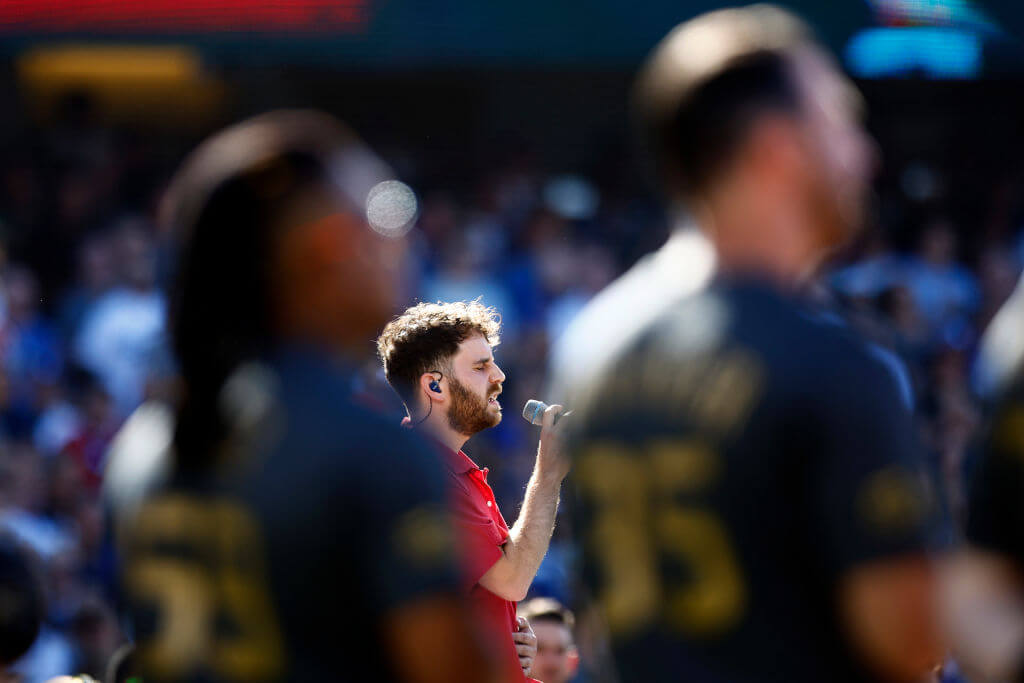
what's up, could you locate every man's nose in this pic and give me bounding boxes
[491,364,506,383]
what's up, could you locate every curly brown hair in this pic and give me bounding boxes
[376,300,501,406]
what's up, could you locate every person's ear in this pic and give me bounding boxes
[419,372,444,399]
[747,114,810,192]
[568,647,580,675]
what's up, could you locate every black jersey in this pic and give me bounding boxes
[562,278,932,682]
[117,348,458,683]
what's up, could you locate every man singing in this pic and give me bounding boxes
[377,300,567,682]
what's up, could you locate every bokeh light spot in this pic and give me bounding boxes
[366,180,417,237]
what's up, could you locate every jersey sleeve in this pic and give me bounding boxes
[966,387,1024,562]
[355,425,460,612]
[808,351,933,576]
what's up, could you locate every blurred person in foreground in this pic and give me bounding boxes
[108,111,493,683]
[518,598,578,683]
[377,300,567,682]
[945,274,1024,681]
[0,538,45,682]
[549,5,942,682]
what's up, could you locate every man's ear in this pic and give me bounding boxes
[568,647,580,675]
[746,113,809,192]
[419,372,444,400]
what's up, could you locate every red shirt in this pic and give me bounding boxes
[435,444,526,682]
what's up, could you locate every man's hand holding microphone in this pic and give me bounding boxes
[523,400,571,483]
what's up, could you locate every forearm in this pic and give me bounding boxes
[480,403,568,601]
[506,464,562,582]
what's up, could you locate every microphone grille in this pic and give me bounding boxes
[522,399,548,425]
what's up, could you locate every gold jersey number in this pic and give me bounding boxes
[125,495,285,680]
[576,440,746,638]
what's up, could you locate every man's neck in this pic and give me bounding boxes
[692,181,826,288]
[417,413,469,453]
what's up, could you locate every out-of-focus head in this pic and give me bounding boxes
[636,4,875,249]
[165,109,412,374]
[5,264,39,324]
[111,219,158,292]
[78,234,117,294]
[0,539,44,668]
[917,216,958,266]
[518,598,578,683]
[165,110,414,468]
[376,300,504,433]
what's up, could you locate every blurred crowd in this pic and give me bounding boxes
[0,114,171,681]
[828,213,1024,542]
[0,103,1020,681]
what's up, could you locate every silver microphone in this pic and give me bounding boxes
[522,399,572,426]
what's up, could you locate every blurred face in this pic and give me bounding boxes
[531,621,577,683]
[6,270,37,323]
[445,333,505,435]
[117,227,157,291]
[333,204,408,336]
[789,47,876,249]
[919,221,956,265]
[80,239,117,292]
[274,191,408,351]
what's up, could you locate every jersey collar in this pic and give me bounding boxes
[430,438,480,475]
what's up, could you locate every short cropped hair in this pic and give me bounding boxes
[377,300,501,406]
[518,597,575,630]
[635,4,812,200]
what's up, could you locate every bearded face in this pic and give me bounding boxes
[446,375,502,435]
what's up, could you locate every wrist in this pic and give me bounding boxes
[533,459,565,486]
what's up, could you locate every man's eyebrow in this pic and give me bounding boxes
[474,357,494,365]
